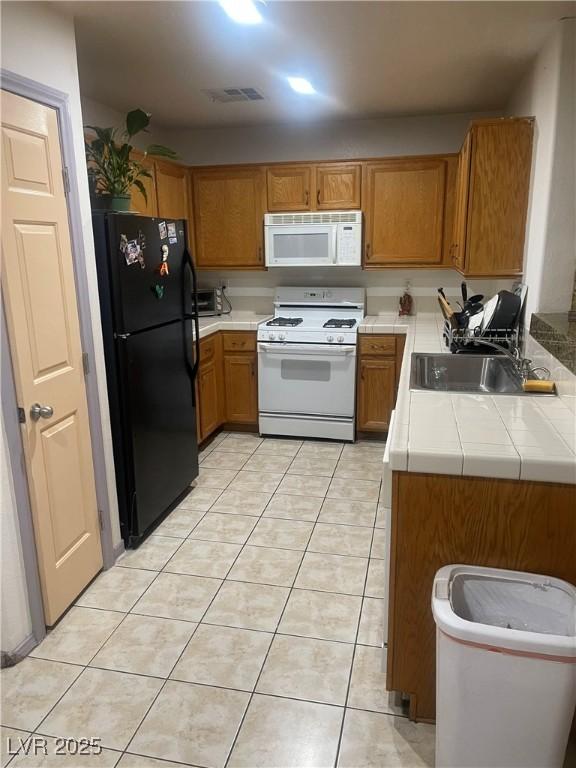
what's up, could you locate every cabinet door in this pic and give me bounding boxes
[363,159,446,266]
[452,133,472,272]
[465,120,533,276]
[198,360,221,440]
[193,167,266,269]
[316,163,361,210]
[441,155,458,266]
[155,160,188,220]
[130,150,158,217]
[267,165,312,211]
[224,354,257,423]
[357,358,396,431]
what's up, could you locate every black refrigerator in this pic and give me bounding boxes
[92,211,200,548]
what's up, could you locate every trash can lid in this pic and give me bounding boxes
[432,565,576,658]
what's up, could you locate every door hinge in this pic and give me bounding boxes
[98,510,104,531]
[62,166,70,195]
[17,407,26,424]
[82,352,90,376]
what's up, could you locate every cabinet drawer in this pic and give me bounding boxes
[199,334,217,365]
[359,335,396,357]
[222,332,256,353]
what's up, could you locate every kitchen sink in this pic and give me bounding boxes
[410,353,529,395]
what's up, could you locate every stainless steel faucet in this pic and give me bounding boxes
[469,338,550,380]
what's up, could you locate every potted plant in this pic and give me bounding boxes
[85,108,176,212]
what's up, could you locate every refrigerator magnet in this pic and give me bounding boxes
[152,283,164,300]
[157,244,170,276]
[158,221,167,239]
[120,234,145,268]
[167,222,178,244]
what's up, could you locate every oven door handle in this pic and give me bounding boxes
[259,343,356,356]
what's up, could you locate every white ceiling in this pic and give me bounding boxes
[62,0,575,128]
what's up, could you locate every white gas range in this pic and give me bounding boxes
[257,287,365,441]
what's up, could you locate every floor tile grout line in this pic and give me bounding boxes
[28,525,201,741]
[19,432,388,766]
[222,446,366,767]
[221,493,319,768]
[121,471,293,764]
[333,485,381,768]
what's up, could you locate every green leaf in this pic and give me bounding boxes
[145,143,178,159]
[126,109,151,137]
[132,178,148,204]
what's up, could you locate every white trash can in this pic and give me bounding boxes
[432,564,576,768]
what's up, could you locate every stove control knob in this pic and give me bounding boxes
[337,335,345,343]
[326,335,334,343]
[278,333,286,341]
[268,332,276,340]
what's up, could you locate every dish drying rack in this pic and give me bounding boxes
[443,322,520,354]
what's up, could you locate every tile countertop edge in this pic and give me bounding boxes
[194,312,273,339]
[360,314,576,485]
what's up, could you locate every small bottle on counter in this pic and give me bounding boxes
[399,281,413,317]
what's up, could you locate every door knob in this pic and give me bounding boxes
[30,403,54,421]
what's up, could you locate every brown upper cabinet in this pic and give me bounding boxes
[267,165,312,211]
[155,160,189,220]
[451,118,534,277]
[129,150,158,217]
[316,163,361,210]
[266,162,362,212]
[363,158,447,266]
[192,166,266,270]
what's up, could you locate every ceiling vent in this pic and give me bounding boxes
[202,87,265,103]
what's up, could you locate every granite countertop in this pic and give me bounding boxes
[360,313,576,485]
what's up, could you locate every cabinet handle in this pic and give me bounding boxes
[258,246,263,262]
[316,189,320,205]
[251,361,255,377]
[365,243,371,260]
[305,190,309,206]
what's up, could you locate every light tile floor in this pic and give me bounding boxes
[1,432,438,768]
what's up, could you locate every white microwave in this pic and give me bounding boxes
[264,211,362,267]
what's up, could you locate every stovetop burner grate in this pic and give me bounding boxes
[323,318,357,329]
[266,317,304,327]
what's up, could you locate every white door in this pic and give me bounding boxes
[1,89,103,625]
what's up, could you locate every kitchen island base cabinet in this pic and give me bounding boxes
[387,471,576,723]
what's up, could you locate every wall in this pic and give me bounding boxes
[166,110,498,166]
[1,1,121,652]
[507,19,576,323]
[82,96,175,152]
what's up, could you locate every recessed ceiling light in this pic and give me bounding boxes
[287,77,316,95]
[219,0,262,25]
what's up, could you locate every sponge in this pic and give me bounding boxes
[522,380,557,394]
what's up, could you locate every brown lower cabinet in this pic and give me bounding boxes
[357,334,404,432]
[196,331,258,443]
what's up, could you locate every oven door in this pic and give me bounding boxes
[258,343,356,417]
[265,225,337,267]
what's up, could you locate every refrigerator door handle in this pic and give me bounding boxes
[183,249,200,382]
